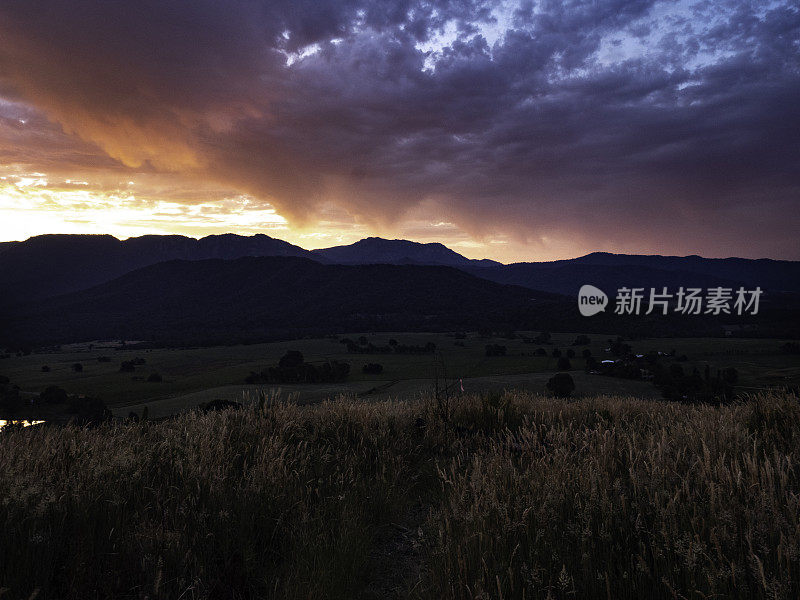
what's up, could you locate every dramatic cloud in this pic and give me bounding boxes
[0,0,798,260]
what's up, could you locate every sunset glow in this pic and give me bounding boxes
[0,0,798,261]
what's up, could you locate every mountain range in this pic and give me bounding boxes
[2,233,798,345]
[0,233,314,304]
[311,237,502,268]
[2,233,798,304]
[4,257,559,345]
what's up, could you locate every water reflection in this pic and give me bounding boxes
[0,420,46,430]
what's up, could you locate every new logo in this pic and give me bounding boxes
[578,284,608,316]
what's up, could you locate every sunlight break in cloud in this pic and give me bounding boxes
[0,0,798,261]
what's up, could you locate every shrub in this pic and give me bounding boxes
[0,384,21,412]
[557,357,572,370]
[485,344,507,357]
[71,363,83,372]
[722,367,739,385]
[279,350,305,369]
[781,341,800,354]
[40,385,68,404]
[147,372,163,383]
[260,358,350,384]
[199,399,242,412]
[41,365,50,372]
[66,395,112,424]
[362,363,384,375]
[547,372,575,397]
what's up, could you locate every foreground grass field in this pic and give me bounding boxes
[1,391,799,599]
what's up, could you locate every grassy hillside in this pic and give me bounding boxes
[1,391,799,599]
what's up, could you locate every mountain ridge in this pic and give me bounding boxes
[2,233,799,307]
[4,256,559,345]
[311,236,502,268]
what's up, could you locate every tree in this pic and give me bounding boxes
[40,386,68,404]
[69,396,112,426]
[781,342,800,355]
[547,373,575,398]
[0,379,21,413]
[722,367,738,385]
[566,349,576,358]
[608,337,632,357]
[485,344,507,357]
[278,350,304,369]
[200,399,242,412]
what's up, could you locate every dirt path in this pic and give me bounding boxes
[361,501,429,599]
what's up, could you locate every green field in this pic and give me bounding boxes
[2,331,798,420]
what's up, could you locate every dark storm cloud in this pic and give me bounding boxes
[0,0,798,257]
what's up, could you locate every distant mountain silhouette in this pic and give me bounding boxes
[2,234,798,313]
[468,263,747,297]
[5,257,559,345]
[311,237,502,268]
[4,252,797,347]
[467,252,800,296]
[0,233,316,305]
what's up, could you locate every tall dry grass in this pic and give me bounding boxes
[0,391,798,599]
[427,392,800,599]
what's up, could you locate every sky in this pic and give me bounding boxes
[0,0,798,262]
